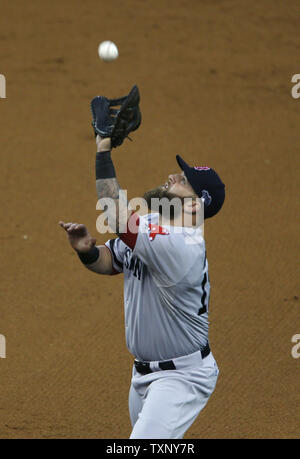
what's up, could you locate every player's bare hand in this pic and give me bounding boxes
[59,221,96,253]
[96,134,111,152]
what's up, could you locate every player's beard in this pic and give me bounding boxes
[143,186,184,220]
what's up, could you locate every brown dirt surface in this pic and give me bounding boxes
[0,0,299,439]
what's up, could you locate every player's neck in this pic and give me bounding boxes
[159,212,199,228]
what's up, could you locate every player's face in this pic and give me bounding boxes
[143,172,196,215]
[143,172,199,220]
[162,172,195,198]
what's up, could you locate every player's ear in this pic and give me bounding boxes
[183,198,201,215]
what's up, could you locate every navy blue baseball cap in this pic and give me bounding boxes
[176,155,225,219]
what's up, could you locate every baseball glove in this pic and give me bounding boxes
[90,85,141,148]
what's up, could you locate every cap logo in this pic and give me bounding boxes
[201,190,212,206]
[194,166,210,171]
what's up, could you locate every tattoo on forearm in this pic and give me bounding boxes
[96,178,120,200]
[96,178,128,235]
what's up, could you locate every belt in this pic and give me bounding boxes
[134,343,210,375]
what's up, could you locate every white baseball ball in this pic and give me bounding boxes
[98,41,119,62]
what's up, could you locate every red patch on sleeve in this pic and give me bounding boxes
[120,212,140,250]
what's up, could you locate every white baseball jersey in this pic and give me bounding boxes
[105,213,210,362]
[106,214,210,361]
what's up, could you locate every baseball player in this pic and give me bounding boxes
[59,86,225,439]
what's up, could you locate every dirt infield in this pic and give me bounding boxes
[0,0,299,439]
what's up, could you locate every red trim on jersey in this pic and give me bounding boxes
[120,212,140,250]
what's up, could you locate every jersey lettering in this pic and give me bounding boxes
[124,247,145,280]
[198,272,208,315]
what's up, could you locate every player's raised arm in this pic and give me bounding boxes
[91,85,141,236]
[59,221,113,275]
[94,135,127,236]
